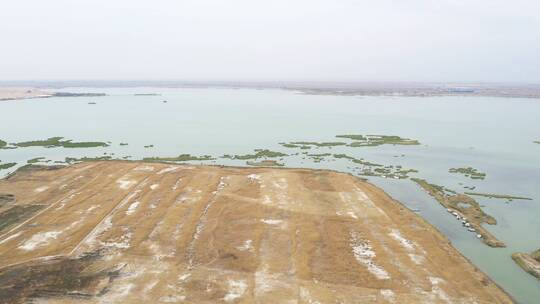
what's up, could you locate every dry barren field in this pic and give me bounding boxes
[0,161,513,303]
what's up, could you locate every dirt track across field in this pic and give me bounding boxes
[0,161,513,303]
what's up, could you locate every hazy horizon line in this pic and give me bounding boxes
[1,79,540,87]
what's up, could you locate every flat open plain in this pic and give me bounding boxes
[0,161,513,303]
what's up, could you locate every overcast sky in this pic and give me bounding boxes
[1,0,539,83]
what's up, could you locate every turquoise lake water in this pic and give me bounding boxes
[1,87,539,303]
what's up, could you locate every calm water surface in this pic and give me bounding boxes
[1,87,539,303]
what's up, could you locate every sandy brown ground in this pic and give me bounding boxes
[0,161,513,303]
[512,252,540,280]
[0,88,53,101]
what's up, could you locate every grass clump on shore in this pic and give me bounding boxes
[535,141,540,144]
[464,192,532,201]
[143,154,214,162]
[449,167,486,180]
[27,157,46,164]
[65,156,113,164]
[14,137,109,148]
[0,140,17,150]
[246,160,284,167]
[222,149,287,160]
[338,134,420,147]
[61,141,109,148]
[0,162,17,170]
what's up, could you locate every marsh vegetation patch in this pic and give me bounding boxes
[2,137,109,149]
[0,162,16,170]
[222,149,287,160]
[246,160,284,167]
[336,134,421,147]
[449,167,486,180]
[27,157,47,164]
[143,154,215,162]
[65,156,113,164]
[411,178,504,247]
[465,192,532,201]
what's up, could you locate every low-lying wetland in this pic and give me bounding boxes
[280,134,421,151]
[0,132,532,253]
[222,149,287,160]
[246,159,284,166]
[465,192,532,201]
[0,137,109,149]
[65,156,113,164]
[449,167,487,180]
[27,157,47,164]
[337,134,421,147]
[143,154,215,162]
[411,178,505,248]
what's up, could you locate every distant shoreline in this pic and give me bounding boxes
[0,88,106,101]
[2,81,540,99]
[0,88,53,101]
